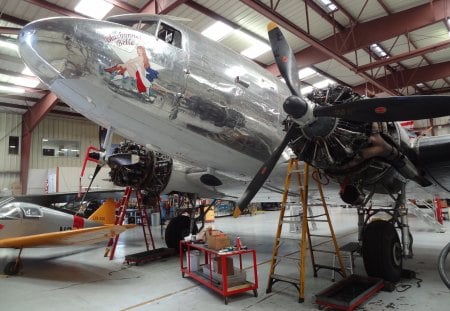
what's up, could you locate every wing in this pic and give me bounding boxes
[0,225,132,248]
[164,158,308,203]
[416,134,450,193]
[1,190,124,208]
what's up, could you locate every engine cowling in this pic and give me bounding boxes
[108,141,173,196]
[289,85,373,173]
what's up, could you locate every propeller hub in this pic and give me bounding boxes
[283,95,315,126]
[283,95,308,118]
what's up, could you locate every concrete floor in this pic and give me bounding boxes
[0,207,449,310]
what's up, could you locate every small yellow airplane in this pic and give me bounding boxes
[0,198,133,275]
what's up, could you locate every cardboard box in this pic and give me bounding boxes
[213,256,234,275]
[202,265,246,287]
[206,229,231,250]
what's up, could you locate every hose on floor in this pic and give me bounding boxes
[438,242,450,289]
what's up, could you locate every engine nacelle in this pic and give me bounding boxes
[289,85,429,196]
[290,85,372,172]
[108,141,173,196]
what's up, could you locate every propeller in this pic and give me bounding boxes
[314,96,450,122]
[235,22,450,216]
[234,124,297,217]
[234,22,304,217]
[78,127,113,204]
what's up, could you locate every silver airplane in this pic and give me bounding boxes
[18,14,450,283]
[0,198,133,275]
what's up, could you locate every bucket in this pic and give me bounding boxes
[151,212,160,226]
[189,250,200,272]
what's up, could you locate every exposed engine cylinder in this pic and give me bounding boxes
[289,85,372,173]
[109,141,173,196]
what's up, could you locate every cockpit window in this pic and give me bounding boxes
[157,23,182,49]
[132,21,158,36]
[0,204,21,219]
[20,204,43,218]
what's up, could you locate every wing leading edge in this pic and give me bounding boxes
[0,225,133,248]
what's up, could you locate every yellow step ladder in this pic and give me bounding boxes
[265,158,347,303]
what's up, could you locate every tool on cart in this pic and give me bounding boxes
[266,157,346,303]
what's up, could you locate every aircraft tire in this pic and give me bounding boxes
[4,261,22,276]
[165,215,198,250]
[362,220,402,282]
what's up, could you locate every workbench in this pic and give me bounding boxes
[179,241,258,304]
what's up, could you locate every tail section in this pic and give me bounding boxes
[88,198,116,225]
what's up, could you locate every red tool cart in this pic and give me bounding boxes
[180,241,258,304]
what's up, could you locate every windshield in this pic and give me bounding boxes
[0,202,44,219]
[0,203,22,219]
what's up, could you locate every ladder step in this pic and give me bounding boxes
[308,219,328,223]
[281,220,302,224]
[270,273,300,285]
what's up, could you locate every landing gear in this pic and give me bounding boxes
[165,215,198,250]
[362,220,402,282]
[4,248,23,276]
[357,183,412,283]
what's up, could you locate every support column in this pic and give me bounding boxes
[20,92,58,194]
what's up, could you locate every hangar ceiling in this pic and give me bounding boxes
[1,0,450,117]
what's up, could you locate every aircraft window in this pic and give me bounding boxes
[132,21,158,36]
[19,204,43,218]
[0,204,21,219]
[157,23,182,48]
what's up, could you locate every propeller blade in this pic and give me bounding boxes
[268,22,300,96]
[99,126,107,150]
[234,125,297,217]
[79,164,102,203]
[314,96,450,122]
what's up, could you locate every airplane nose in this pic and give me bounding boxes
[18,17,116,85]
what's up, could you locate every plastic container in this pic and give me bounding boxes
[189,250,200,272]
[151,212,160,226]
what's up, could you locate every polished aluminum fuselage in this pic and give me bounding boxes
[19,14,450,199]
[19,14,290,179]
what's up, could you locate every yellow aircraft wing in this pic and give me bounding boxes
[0,225,134,248]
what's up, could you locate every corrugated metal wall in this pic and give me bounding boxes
[0,112,21,191]
[0,112,123,193]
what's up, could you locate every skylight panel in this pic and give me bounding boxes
[298,67,316,79]
[75,0,113,19]
[313,79,334,89]
[318,0,337,13]
[201,21,234,42]
[237,31,271,59]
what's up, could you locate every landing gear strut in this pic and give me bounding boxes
[358,183,412,282]
[164,194,215,250]
[4,248,23,276]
